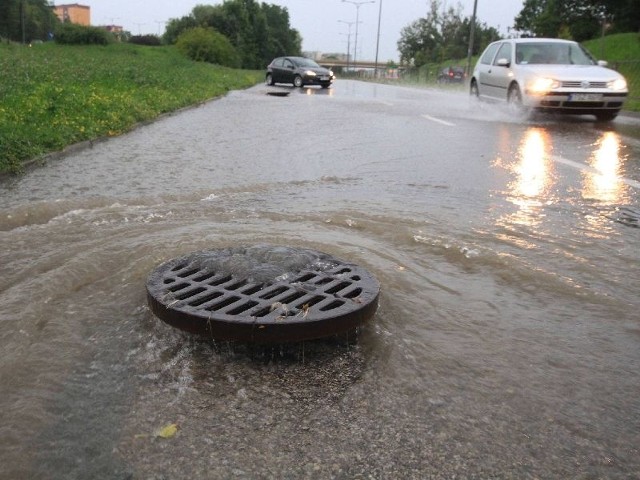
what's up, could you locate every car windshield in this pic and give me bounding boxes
[293,58,320,68]
[515,43,596,66]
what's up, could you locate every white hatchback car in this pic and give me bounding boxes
[470,38,628,121]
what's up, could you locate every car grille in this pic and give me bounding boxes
[561,81,608,89]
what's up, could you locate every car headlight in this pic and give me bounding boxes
[528,77,560,94]
[608,78,627,90]
[304,70,316,77]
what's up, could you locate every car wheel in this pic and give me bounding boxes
[470,80,479,98]
[595,111,618,122]
[265,73,274,86]
[293,75,304,88]
[507,83,527,115]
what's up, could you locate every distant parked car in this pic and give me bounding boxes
[469,38,628,121]
[266,56,335,88]
[437,66,465,84]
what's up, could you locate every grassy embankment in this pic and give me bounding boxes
[583,33,640,111]
[0,42,262,174]
[400,33,640,112]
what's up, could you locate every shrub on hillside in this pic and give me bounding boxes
[55,23,112,45]
[129,34,162,46]
[175,27,239,68]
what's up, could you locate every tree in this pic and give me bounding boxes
[397,1,499,66]
[0,0,59,42]
[164,0,301,69]
[164,16,198,45]
[514,0,638,41]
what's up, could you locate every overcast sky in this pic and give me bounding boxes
[68,0,524,62]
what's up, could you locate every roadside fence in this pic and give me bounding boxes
[611,60,640,110]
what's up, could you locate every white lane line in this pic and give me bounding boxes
[421,114,456,127]
[552,155,640,189]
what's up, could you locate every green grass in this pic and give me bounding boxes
[0,42,262,174]
[583,32,640,61]
[584,33,640,111]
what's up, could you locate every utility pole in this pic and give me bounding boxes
[465,0,478,79]
[21,0,26,44]
[156,21,166,36]
[374,0,382,77]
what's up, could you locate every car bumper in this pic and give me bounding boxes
[303,75,334,85]
[523,91,627,112]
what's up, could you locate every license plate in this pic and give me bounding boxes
[320,76,329,81]
[569,93,603,101]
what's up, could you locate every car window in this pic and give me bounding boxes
[284,59,294,68]
[515,43,596,65]
[493,43,512,65]
[273,58,283,67]
[293,58,321,68]
[480,43,500,65]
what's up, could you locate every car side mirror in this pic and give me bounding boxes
[496,58,510,67]
[597,60,608,67]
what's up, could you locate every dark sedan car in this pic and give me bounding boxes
[437,66,465,84]
[266,56,334,88]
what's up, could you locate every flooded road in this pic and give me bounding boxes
[1,80,639,479]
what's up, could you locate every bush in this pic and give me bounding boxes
[129,34,162,46]
[54,23,112,45]
[175,27,239,67]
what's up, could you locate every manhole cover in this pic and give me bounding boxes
[146,245,380,343]
[266,91,290,97]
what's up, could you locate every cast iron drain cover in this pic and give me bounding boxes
[266,91,290,97]
[146,245,380,343]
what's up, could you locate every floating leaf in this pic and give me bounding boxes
[156,423,178,439]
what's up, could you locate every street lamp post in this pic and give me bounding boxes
[338,20,356,71]
[342,0,374,70]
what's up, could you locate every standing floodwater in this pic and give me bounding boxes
[1,81,639,478]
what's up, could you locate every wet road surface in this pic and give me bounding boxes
[1,80,640,479]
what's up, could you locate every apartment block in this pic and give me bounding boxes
[53,4,91,26]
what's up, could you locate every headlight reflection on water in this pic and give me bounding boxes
[583,131,627,205]
[493,127,555,246]
[497,127,631,239]
[515,128,553,199]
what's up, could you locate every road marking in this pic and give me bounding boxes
[552,155,640,189]
[421,114,455,127]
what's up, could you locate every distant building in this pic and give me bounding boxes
[52,4,90,26]
[103,25,124,34]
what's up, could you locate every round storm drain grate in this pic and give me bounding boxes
[146,245,380,343]
[266,91,290,97]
